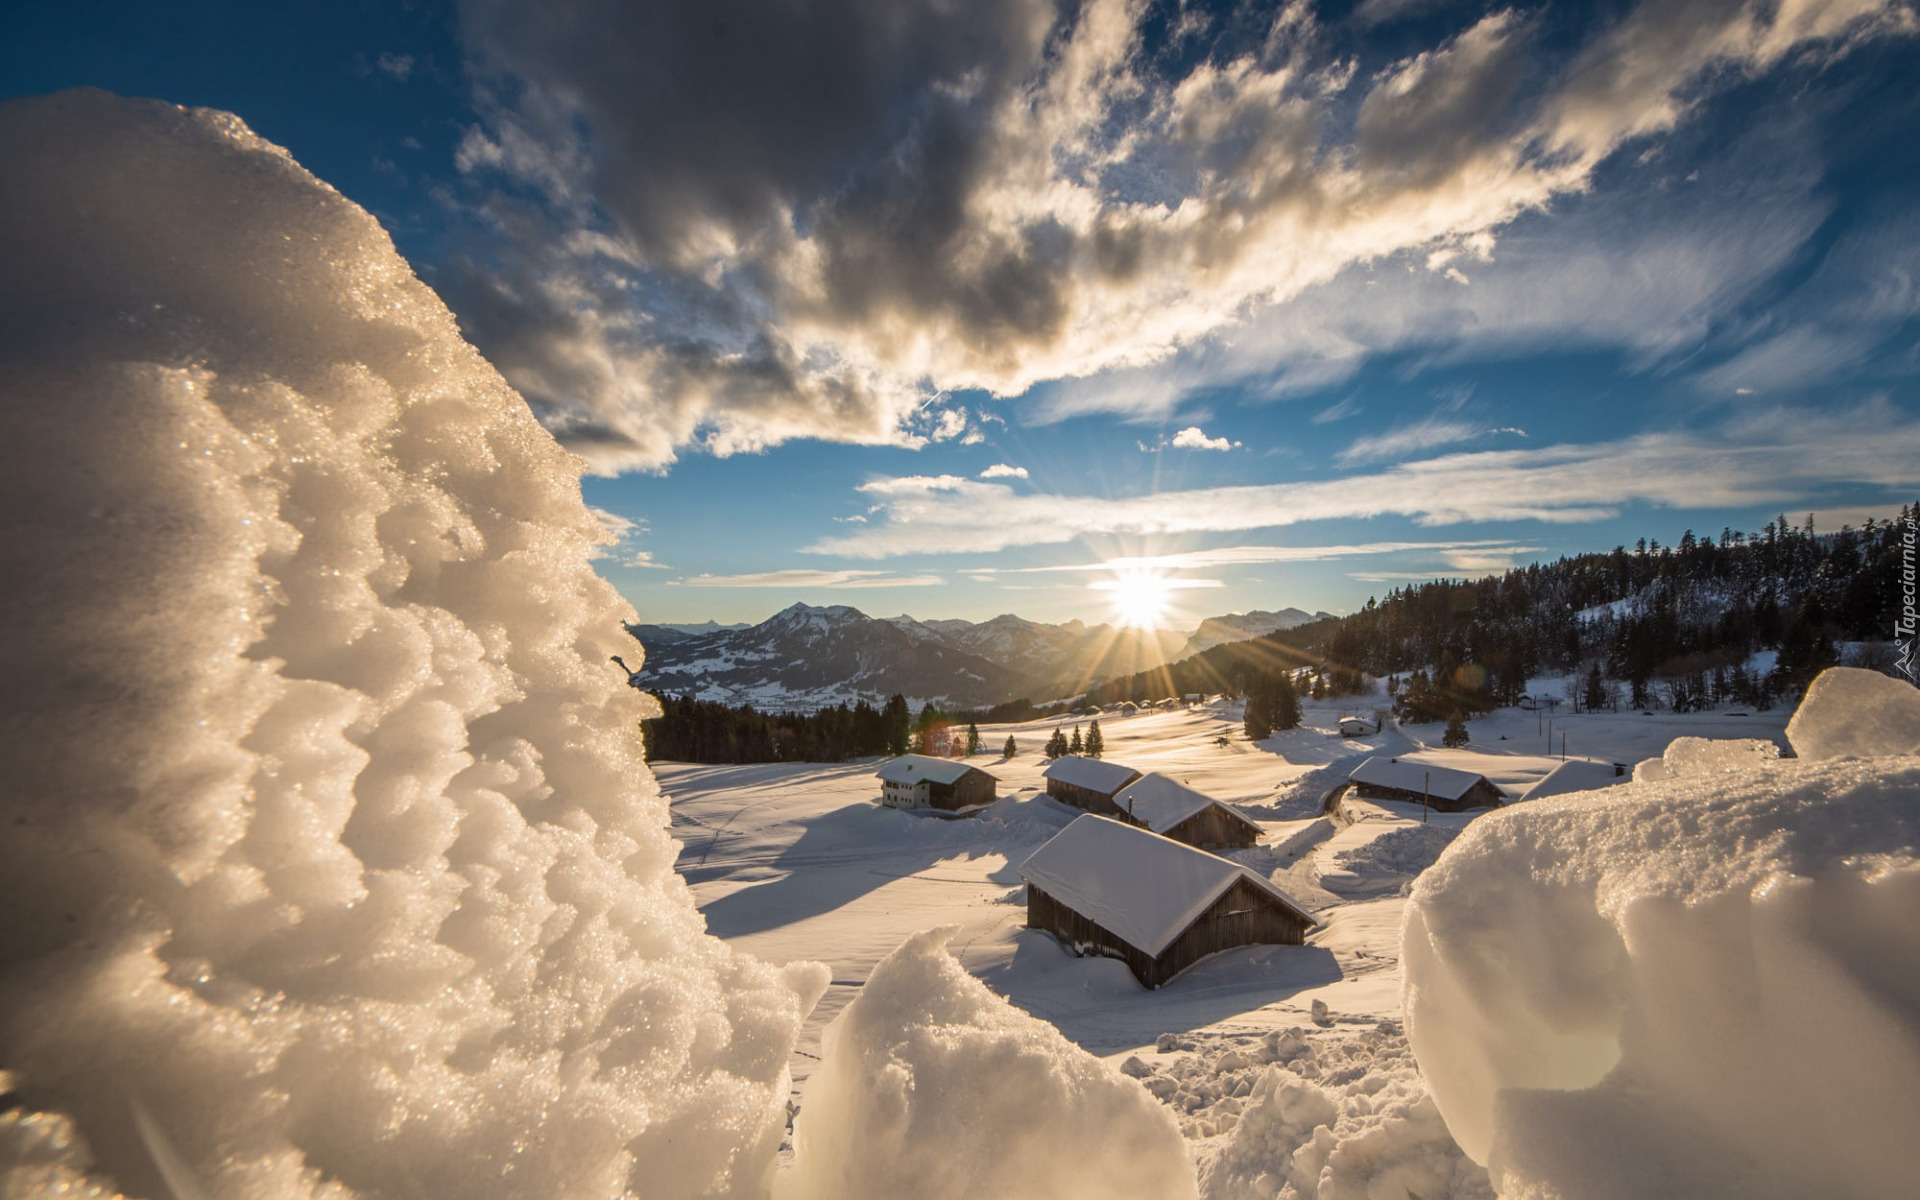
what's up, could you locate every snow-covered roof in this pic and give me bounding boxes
[1347,756,1494,802]
[1019,815,1313,956]
[1041,755,1140,795]
[1517,759,1627,803]
[1338,715,1379,730]
[875,754,985,787]
[1111,772,1256,836]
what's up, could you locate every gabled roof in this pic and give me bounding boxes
[1112,772,1258,836]
[875,754,989,787]
[1019,815,1314,957]
[1041,755,1140,794]
[1347,756,1493,802]
[1517,759,1626,803]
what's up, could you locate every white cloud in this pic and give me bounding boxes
[680,569,944,589]
[1338,417,1525,465]
[806,402,1920,558]
[446,0,1910,469]
[1313,396,1362,424]
[979,463,1030,479]
[1171,426,1240,451]
[376,53,414,81]
[974,540,1523,574]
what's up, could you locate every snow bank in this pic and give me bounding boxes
[1633,735,1778,781]
[777,927,1196,1200]
[1403,668,1920,1198]
[1196,1026,1491,1200]
[0,90,827,1200]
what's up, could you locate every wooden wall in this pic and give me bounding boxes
[929,770,998,811]
[1046,777,1129,816]
[1027,877,1311,989]
[1161,805,1260,850]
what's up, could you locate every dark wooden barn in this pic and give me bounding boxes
[1019,815,1315,989]
[875,755,1000,812]
[1345,756,1504,811]
[1112,772,1262,850]
[1041,755,1142,815]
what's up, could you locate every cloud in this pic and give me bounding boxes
[679,569,944,588]
[1313,395,1362,424]
[1338,417,1525,465]
[805,401,1920,557]
[587,505,667,566]
[376,53,415,81]
[974,540,1524,574]
[980,463,1030,479]
[1171,426,1240,451]
[440,0,1908,470]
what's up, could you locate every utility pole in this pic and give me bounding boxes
[1561,731,1567,761]
[1423,771,1430,825]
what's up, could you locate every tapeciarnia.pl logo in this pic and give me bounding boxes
[1900,510,1918,682]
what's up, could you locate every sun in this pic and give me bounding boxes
[1097,568,1177,630]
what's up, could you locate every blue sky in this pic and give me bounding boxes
[10,0,1920,627]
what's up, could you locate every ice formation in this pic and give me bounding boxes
[1787,665,1920,760]
[777,927,1195,1200]
[1632,735,1778,782]
[1403,668,1920,1198]
[0,89,839,1200]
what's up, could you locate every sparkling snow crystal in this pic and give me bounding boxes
[0,89,827,1200]
[1403,667,1920,1199]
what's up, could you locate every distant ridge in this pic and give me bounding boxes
[628,602,1325,710]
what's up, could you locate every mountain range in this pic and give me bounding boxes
[626,603,1333,710]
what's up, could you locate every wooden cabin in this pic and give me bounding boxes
[1111,772,1261,850]
[1041,756,1142,816]
[1338,714,1381,738]
[875,755,1000,812]
[1345,756,1503,811]
[1019,815,1316,988]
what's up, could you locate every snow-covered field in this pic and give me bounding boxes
[661,690,1798,1191]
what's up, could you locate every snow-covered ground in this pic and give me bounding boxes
[661,690,1795,1191]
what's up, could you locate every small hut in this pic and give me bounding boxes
[1345,756,1503,811]
[1041,756,1142,816]
[1112,772,1261,850]
[1020,815,1316,988]
[875,755,1000,812]
[1516,759,1627,803]
[1337,714,1380,738]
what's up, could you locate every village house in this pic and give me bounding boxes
[1019,815,1316,988]
[1337,714,1381,737]
[1041,755,1143,816]
[874,755,1000,812]
[1344,756,1504,811]
[1515,758,1628,803]
[1111,772,1261,850]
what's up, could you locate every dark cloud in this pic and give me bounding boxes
[439,0,1914,472]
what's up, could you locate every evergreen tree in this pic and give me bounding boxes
[882,693,911,756]
[1243,680,1273,741]
[1045,727,1070,758]
[1069,725,1084,754]
[1583,662,1606,712]
[965,720,982,755]
[1443,712,1470,747]
[1085,718,1104,758]
[1273,671,1302,731]
[1003,734,1018,758]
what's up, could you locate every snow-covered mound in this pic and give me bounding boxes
[778,928,1194,1200]
[1197,1026,1492,1200]
[1331,825,1459,877]
[0,88,831,1200]
[1402,668,1920,1199]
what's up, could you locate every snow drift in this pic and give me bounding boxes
[777,927,1195,1200]
[1403,668,1920,1198]
[0,90,1184,1200]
